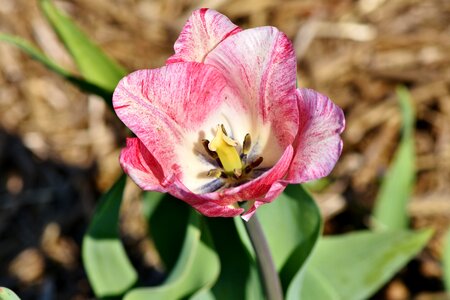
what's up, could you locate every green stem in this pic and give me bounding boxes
[244,215,283,300]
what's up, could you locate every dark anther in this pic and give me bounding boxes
[243,156,264,174]
[250,156,263,169]
[202,139,218,159]
[220,124,228,136]
[242,134,251,155]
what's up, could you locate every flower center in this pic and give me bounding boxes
[203,124,263,181]
[208,125,242,175]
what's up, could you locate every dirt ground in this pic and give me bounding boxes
[0,0,449,299]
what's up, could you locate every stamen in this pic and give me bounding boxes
[208,125,242,175]
[250,156,264,169]
[242,134,251,155]
[207,169,223,178]
[244,156,264,174]
[202,139,218,159]
[203,125,265,183]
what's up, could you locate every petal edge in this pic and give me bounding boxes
[120,138,166,193]
[167,8,241,64]
[286,88,345,183]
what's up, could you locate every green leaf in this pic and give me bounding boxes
[373,86,416,230]
[0,287,21,300]
[443,229,450,291]
[289,268,339,300]
[0,34,111,99]
[295,229,433,300]
[262,185,322,281]
[235,184,322,292]
[206,218,264,300]
[145,193,191,272]
[82,175,138,298]
[39,0,126,94]
[124,212,220,300]
[189,289,216,300]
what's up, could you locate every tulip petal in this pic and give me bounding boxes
[119,138,166,192]
[204,26,298,151]
[120,138,245,217]
[286,88,345,183]
[167,8,241,64]
[241,181,288,221]
[113,62,232,173]
[168,175,245,217]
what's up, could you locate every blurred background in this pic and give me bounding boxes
[0,0,449,299]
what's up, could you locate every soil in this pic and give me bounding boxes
[0,0,449,299]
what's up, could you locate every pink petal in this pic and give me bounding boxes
[286,88,345,183]
[120,138,166,192]
[167,175,245,217]
[241,181,288,221]
[120,143,244,217]
[204,26,299,149]
[113,62,231,171]
[167,8,241,64]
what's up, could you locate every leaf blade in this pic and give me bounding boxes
[0,33,111,99]
[124,212,220,300]
[373,86,416,230]
[443,229,450,291]
[297,229,432,300]
[82,175,138,298]
[235,184,322,294]
[39,0,126,94]
[0,287,21,300]
[259,186,321,281]
[207,217,264,300]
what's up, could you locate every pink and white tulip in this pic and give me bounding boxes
[113,8,345,220]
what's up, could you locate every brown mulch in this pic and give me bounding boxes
[0,0,449,299]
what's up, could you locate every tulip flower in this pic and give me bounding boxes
[113,8,345,220]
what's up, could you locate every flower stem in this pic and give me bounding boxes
[244,215,283,300]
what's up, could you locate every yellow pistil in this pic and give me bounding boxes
[208,124,243,175]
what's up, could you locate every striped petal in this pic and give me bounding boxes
[120,140,245,217]
[113,62,235,181]
[204,26,298,169]
[167,8,241,64]
[119,138,165,192]
[286,88,345,183]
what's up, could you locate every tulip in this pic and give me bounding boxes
[113,8,345,220]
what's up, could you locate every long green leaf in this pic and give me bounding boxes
[82,175,138,298]
[443,229,450,291]
[145,193,191,272]
[141,194,243,300]
[289,268,339,300]
[39,0,126,94]
[0,34,111,99]
[295,229,432,300]
[124,212,220,300]
[206,218,264,300]
[373,86,416,230]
